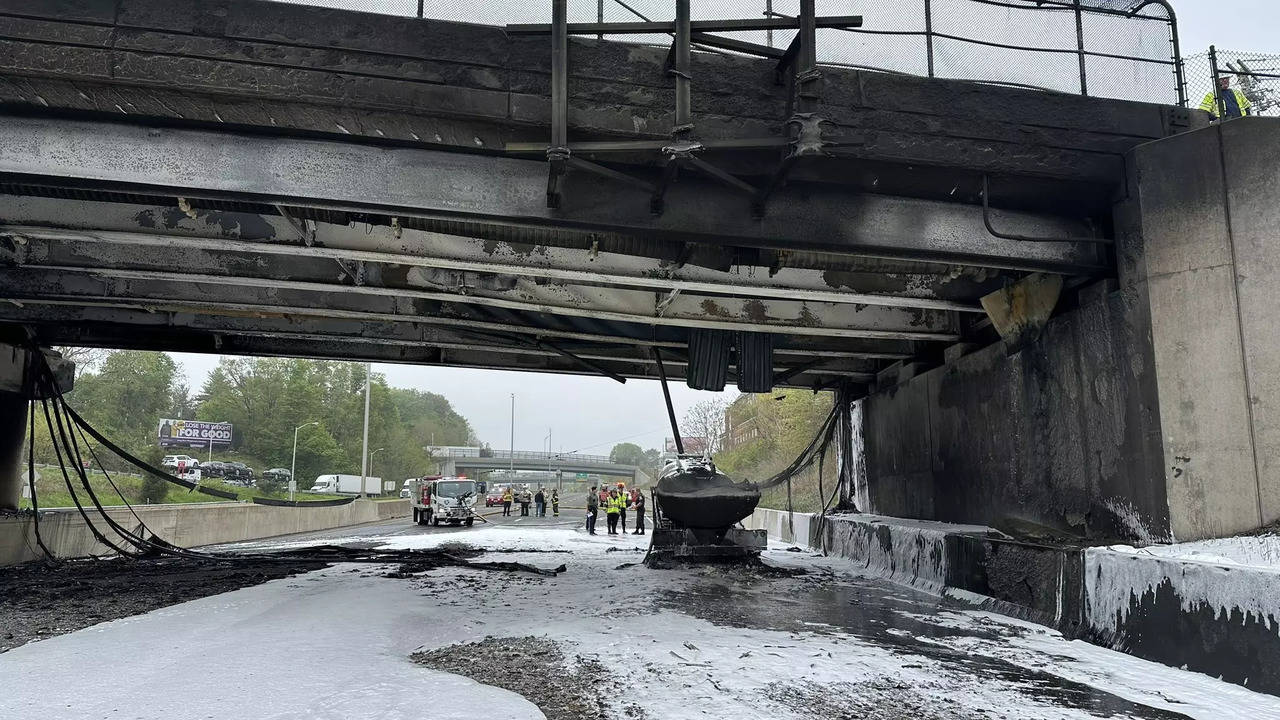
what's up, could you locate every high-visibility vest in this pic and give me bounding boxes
[1200,88,1252,119]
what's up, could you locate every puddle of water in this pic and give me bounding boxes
[657,569,1190,720]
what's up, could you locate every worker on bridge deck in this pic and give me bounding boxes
[1200,75,1252,121]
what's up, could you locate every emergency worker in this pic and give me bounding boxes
[551,489,560,516]
[616,482,628,533]
[501,487,514,517]
[606,488,622,534]
[632,492,646,535]
[1200,75,1252,121]
[586,485,598,535]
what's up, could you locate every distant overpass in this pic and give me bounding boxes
[428,449,647,483]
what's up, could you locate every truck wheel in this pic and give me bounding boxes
[466,518,474,527]
[412,508,419,524]
[432,516,440,527]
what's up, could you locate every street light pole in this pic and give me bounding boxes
[292,421,320,502]
[509,393,515,480]
[369,447,386,490]
[360,362,372,499]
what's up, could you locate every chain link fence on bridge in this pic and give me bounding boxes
[269,0,1184,105]
[1184,47,1280,118]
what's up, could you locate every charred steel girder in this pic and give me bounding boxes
[0,117,1105,273]
[514,0,858,215]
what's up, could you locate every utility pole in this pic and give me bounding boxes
[360,362,371,499]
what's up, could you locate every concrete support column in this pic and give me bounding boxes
[0,344,75,511]
[1129,117,1280,539]
[0,390,25,511]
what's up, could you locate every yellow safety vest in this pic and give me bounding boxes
[1199,88,1252,119]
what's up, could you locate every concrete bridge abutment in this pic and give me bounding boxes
[851,118,1280,543]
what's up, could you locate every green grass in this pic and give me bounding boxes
[18,465,343,509]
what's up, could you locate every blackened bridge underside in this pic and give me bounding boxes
[0,0,1202,392]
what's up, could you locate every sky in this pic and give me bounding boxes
[1175,1,1280,55]
[166,0,1275,454]
[172,352,736,455]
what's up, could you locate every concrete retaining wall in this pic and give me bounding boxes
[857,277,1170,543]
[0,499,410,566]
[751,507,1280,697]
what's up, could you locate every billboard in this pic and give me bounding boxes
[158,419,233,449]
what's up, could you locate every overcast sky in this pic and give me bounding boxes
[1176,1,1280,55]
[172,353,736,454]
[167,0,1273,453]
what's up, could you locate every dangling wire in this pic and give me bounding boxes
[25,377,58,564]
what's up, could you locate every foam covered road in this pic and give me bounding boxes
[3,514,1278,719]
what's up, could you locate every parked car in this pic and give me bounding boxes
[161,455,199,469]
[224,462,255,486]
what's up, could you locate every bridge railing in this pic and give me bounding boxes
[270,0,1184,105]
[428,447,617,464]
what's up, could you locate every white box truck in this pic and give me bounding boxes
[409,476,485,526]
[309,474,382,495]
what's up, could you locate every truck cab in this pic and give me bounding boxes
[410,476,485,527]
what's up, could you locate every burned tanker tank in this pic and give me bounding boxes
[653,456,760,528]
[648,456,766,562]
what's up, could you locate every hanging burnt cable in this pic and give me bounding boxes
[749,401,843,549]
[51,384,172,557]
[22,348,565,574]
[754,401,840,491]
[45,364,236,561]
[39,392,139,558]
[24,362,58,564]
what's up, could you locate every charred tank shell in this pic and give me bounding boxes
[654,456,760,529]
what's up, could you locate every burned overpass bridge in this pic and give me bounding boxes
[0,0,1180,391]
[6,0,1279,548]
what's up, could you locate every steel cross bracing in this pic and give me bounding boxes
[507,0,862,215]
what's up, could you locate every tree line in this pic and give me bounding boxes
[606,394,835,512]
[27,351,475,489]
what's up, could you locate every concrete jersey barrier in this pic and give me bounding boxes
[0,499,411,566]
[747,507,1280,697]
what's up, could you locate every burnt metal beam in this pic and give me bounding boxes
[1,265,962,341]
[0,115,1106,274]
[2,222,983,312]
[0,304,874,387]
